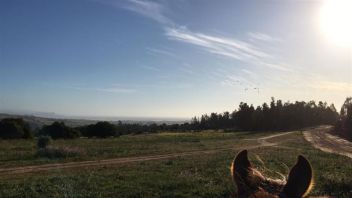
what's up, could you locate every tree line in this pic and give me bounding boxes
[190,98,338,131]
[334,97,352,140]
[0,98,350,140]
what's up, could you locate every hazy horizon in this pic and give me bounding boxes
[0,96,348,121]
[0,109,189,121]
[1,0,351,118]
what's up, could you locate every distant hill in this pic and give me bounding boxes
[0,113,188,131]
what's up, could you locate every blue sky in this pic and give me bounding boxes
[0,0,351,118]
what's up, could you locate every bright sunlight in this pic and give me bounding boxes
[320,0,352,47]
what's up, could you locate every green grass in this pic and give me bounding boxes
[0,131,267,168]
[0,130,351,197]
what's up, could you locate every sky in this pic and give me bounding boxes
[0,0,351,119]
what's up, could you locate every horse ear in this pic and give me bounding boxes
[231,150,251,182]
[281,155,313,198]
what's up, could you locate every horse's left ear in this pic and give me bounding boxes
[281,155,313,198]
[231,150,253,195]
[232,150,251,178]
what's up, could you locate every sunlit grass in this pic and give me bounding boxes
[0,130,351,197]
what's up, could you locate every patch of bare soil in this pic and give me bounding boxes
[303,126,352,159]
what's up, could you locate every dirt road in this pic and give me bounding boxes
[3,127,350,176]
[303,126,352,159]
[0,148,235,176]
[0,132,294,176]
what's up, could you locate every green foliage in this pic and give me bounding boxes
[37,136,51,149]
[36,147,82,159]
[80,121,118,138]
[192,98,338,131]
[0,118,32,139]
[40,122,80,139]
[335,97,352,139]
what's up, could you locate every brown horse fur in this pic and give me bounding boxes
[231,150,315,198]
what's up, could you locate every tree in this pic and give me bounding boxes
[336,97,352,139]
[236,103,255,130]
[40,122,80,139]
[82,121,117,138]
[0,118,32,139]
[187,98,338,132]
[37,136,51,149]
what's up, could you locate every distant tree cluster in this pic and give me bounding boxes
[0,118,32,139]
[335,97,352,140]
[39,122,80,139]
[190,98,338,131]
[0,98,344,139]
[79,121,119,138]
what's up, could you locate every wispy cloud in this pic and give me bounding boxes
[117,0,293,74]
[165,27,293,73]
[220,74,256,88]
[179,68,194,74]
[241,69,256,77]
[258,62,293,72]
[123,0,172,25]
[69,85,136,94]
[179,63,194,74]
[165,27,271,62]
[212,68,256,88]
[141,65,161,72]
[146,47,176,57]
[248,32,282,42]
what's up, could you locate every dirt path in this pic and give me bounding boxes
[257,131,295,147]
[242,131,295,148]
[0,132,295,176]
[303,126,352,159]
[0,148,235,176]
[2,128,347,176]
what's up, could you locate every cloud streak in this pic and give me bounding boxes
[146,47,176,57]
[165,27,271,62]
[118,0,292,73]
[124,0,172,25]
[165,27,293,73]
[69,85,137,94]
[248,32,282,42]
[141,65,161,72]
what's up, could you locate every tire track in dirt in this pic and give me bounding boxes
[303,126,352,159]
[242,131,295,149]
[0,132,295,176]
[0,148,232,176]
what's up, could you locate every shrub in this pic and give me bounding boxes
[37,136,51,149]
[0,118,32,139]
[36,146,84,159]
[81,121,117,138]
[40,122,80,139]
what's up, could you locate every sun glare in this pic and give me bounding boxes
[320,0,352,47]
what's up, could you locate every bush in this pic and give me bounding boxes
[36,147,84,159]
[80,121,118,138]
[40,122,80,139]
[0,118,32,139]
[37,136,51,149]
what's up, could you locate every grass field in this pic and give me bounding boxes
[0,129,351,197]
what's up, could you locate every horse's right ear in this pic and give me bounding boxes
[281,155,313,198]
